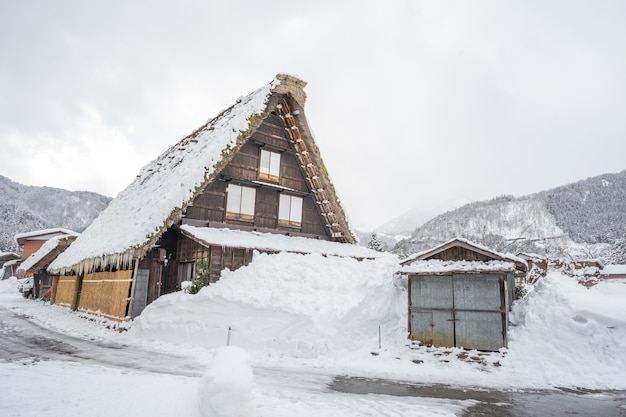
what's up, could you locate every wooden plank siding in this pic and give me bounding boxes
[426,246,495,262]
[176,234,256,283]
[183,112,331,240]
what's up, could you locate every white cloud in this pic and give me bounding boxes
[1,1,626,230]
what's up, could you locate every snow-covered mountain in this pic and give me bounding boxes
[391,170,626,259]
[375,206,439,235]
[0,175,111,252]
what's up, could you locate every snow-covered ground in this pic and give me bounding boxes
[1,251,625,416]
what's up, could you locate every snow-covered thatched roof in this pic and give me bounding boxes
[49,74,355,274]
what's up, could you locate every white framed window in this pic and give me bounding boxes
[278,194,303,227]
[226,184,256,220]
[259,149,281,181]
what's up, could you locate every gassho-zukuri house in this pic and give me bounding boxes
[49,74,378,320]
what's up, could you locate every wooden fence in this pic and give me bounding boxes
[77,270,133,320]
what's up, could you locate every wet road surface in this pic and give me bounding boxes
[0,305,204,376]
[330,376,626,417]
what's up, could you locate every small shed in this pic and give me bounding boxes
[399,238,527,351]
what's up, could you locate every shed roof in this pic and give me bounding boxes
[400,237,527,271]
[49,74,356,274]
[399,259,517,275]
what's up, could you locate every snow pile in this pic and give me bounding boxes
[131,251,404,358]
[505,272,626,389]
[131,252,626,390]
[198,346,256,417]
[0,276,18,294]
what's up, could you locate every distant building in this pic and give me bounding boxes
[14,228,78,278]
[600,264,626,280]
[17,235,77,299]
[0,252,21,279]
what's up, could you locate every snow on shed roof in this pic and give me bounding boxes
[400,237,527,269]
[179,225,379,259]
[49,74,355,274]
[399,259,516,275]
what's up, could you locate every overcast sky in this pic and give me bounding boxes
[1,1,625,231]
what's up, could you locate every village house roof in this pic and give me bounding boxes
[14,228,78,246]
[399,237,527,275]
[18,235,77,275]
[0,252,21,265]
[600,264,626,279]
[49,74,356,275]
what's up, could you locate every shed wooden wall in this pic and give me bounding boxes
[426,247,495,262]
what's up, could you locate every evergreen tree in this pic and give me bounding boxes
[188,260,210,294]
[367,233,386,252]
[608,234,626,264]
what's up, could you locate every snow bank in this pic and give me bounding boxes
[198,346,256,417]
[131,253,626,390]
[0,276,18,294]
[131,251,404,359]
[505,273,626,389]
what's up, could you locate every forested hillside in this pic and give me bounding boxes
[545,171,626,244]
[0,176,111,252]
[392,170,626,261]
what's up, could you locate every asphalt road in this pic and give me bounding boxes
[330,375,626,417]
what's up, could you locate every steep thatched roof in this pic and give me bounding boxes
[49,74,355,275]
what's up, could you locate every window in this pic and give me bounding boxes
[226,184,256,220]
[278,194,303,227]
[177,262,194,286]
[259,149,281,181]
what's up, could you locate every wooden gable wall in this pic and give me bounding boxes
[183,105,330,239]
[425,246,495,262]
